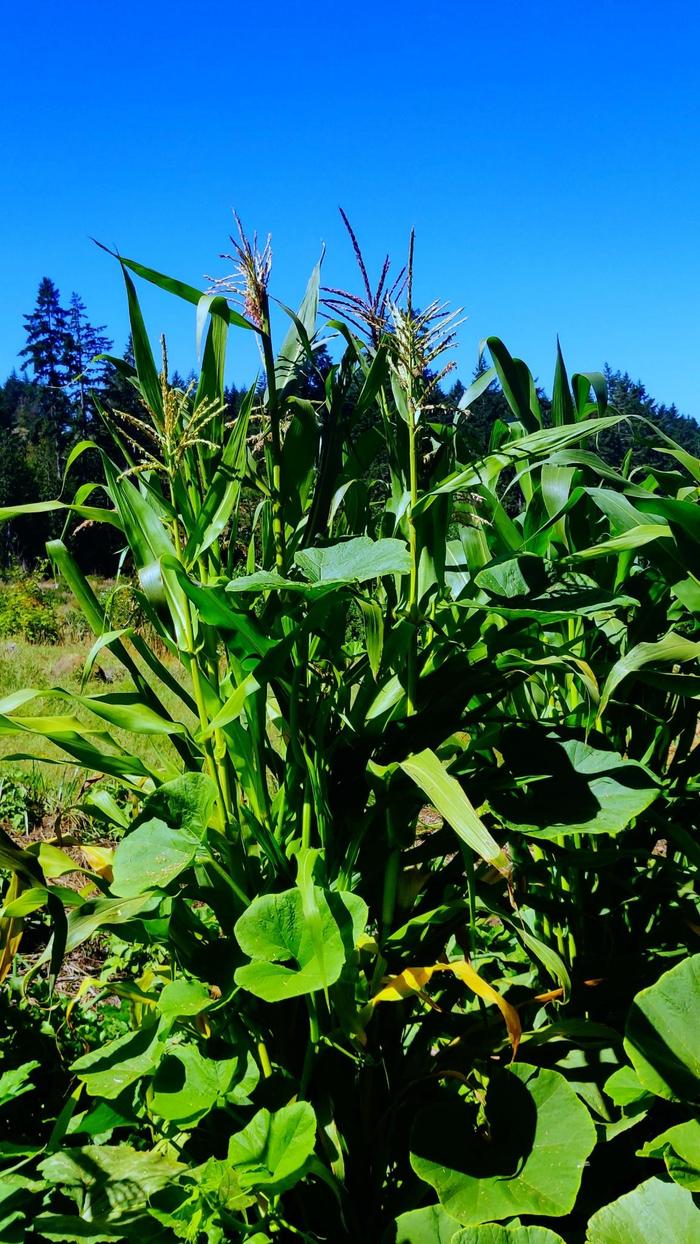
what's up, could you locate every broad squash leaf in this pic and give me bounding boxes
[453,1228,567,1243]
[71,1023,164,1100]
[490,732,658,839]
[295,536,410,583]
[624,955,700,1102]
[639,1119,700,1190]
[228,1102,316,1193]
[157,978,212,1021]
[136,772,217,838]
[150,1043,241,1127]
[585,1176,700,1243]
[39,1143,182,1213]
[111,817,199,897]
[394,1203,462,1242]
[410,1063,596,1225]
[234,886,367,1002]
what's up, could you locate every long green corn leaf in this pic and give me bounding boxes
[400,748,510,876]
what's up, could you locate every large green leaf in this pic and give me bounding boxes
[234,886,367,1001]
[295,536,410,583]
[453,1228,566,1244]
[111,817,200,897]
[400,748,510,875]
[0,1061,39,1109]
[136,772,217,838]
[600,632,700,713]
[394,1204,462,1242]
[30,1216,130,1241]
[624,955,700,1102]
[410,1063,596,1225]
[39,1144,182,1214]
[639,1119,700,1190]
[475,554,545,599]
[150,1043,239,1127]
[157,978,212,1021]
[585,1176,700,1243]
[490,733,658,839]
[604,1065,654,1112]
[71,1024,164,1100]
[228,1102,316,1193]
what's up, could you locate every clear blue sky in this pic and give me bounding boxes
[2,1,699,416]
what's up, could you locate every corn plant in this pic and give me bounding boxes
[0,220,699,1243]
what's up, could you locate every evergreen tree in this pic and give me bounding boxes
[599,367,700,469]
[64,293,112,431]
[0,372,39,432]
[19,278,68,386]
[19,277,71,435]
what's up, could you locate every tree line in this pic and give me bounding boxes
[1,276,698,573]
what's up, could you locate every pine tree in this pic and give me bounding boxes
[0,372,39,433]
[64,293,113,431]
[599,366,700,469]
[19,278,69,386]
[19,277,71,435]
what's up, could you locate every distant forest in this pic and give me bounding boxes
[2,276,699,573]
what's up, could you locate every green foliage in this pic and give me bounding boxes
[0,776,33,830]
[0,221,699,1241]
[0,570,60,643]
[410,1064,597,1224]
[585,1177,700,1243]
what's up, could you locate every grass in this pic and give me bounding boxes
[0,621,197,820]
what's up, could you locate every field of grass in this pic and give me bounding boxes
[0,585,197,829]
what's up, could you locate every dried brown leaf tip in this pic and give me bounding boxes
[207,212,272,329]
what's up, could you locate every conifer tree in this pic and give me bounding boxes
[19,277,71,435]
[64,292,112,430]
[19,278,68,387]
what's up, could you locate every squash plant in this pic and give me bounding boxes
[0,220,699,1242]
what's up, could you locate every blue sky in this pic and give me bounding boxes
[2,1,699,416]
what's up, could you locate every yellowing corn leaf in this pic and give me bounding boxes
[372,965,435,1002]
[82,844,114,882]
[370,959,521,1057]
[0,874,25,983]
[444,960,521,1055]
